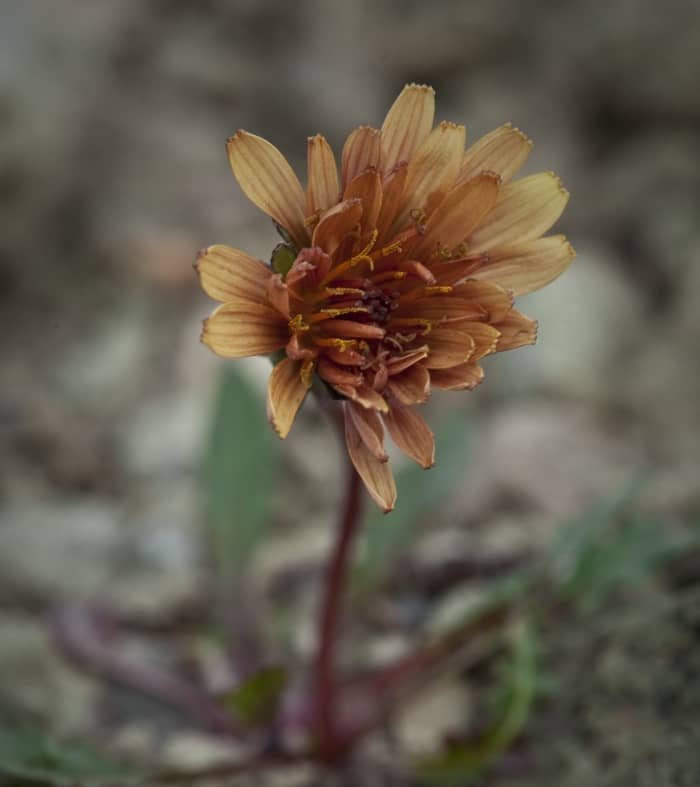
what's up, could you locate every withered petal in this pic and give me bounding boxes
[386,363,431,405]
[383,406,435,468]
[424,327,476,369]
[429,362,485,390]
[494,309,538,351]
[344,405,396,513]
[450,280,514,323]
[347,402,388,462]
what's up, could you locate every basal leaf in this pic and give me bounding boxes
[204,367,277,582]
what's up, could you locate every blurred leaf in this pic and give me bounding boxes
[353,410,474,591]
[0,725,144,785]
[204,367,277,582]
[416,619,537,786]
[548,475,693,608]
[222,666,287,726]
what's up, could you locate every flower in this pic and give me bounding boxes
[198,84,574,512]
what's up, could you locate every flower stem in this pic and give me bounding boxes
[314,404,364,761]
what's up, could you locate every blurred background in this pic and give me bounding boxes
[1,0,699,784]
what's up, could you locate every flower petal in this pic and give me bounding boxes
[317,357,363,387]
[375,161,408,242]
[196,244,272,304]
[383,406,435,468]
[386,363,431,405]
[429,362,484,390]
[449,280,514,322]
[430,254,490,287]
[381,83,435,172]
[394,121,466,232]
[460,322,501,360]
[344,169,383,234]
[424,327,476,369]
[494,309,538,351]
[267,357,311,438]
[201,299,288,358]
[391,296,486,324]
[334,383,389,412]
[345,405,396,512]
[459,123,533,184]
[267,274,290,318]
[413,172,501,258]
[312,198,363,257]
[468,172,569,253]
[307,134,340,216]
[347,402,388,462]
[226,131,307,249]
[341,126,382,188]
[470,235,576,295]
[386,347,429,375]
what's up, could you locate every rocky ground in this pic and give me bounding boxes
[1,0,699,785]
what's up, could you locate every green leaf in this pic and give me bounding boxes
[270,242,297,278]
[204,368,277,583]
[353,410,474,591]
[222,666,287,726]
[0,725,144,785]
[546,475,692,608]
[416,620,537,786]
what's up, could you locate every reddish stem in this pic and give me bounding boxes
[314,406,364,761]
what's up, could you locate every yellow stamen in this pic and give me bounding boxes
[309,305,370,323]
[320,230,380,286]
[304,211,321,229]
[288,314,310,333]
[378,240,403,257]
[423,285,453,295]
[325,287,365,298]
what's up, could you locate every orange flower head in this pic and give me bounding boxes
[198,84,574,512]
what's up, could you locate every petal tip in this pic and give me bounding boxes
[404,82,435,95]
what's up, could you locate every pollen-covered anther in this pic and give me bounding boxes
[423,285,453,296]
[379,240,403,257]
[289,314,310,333]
